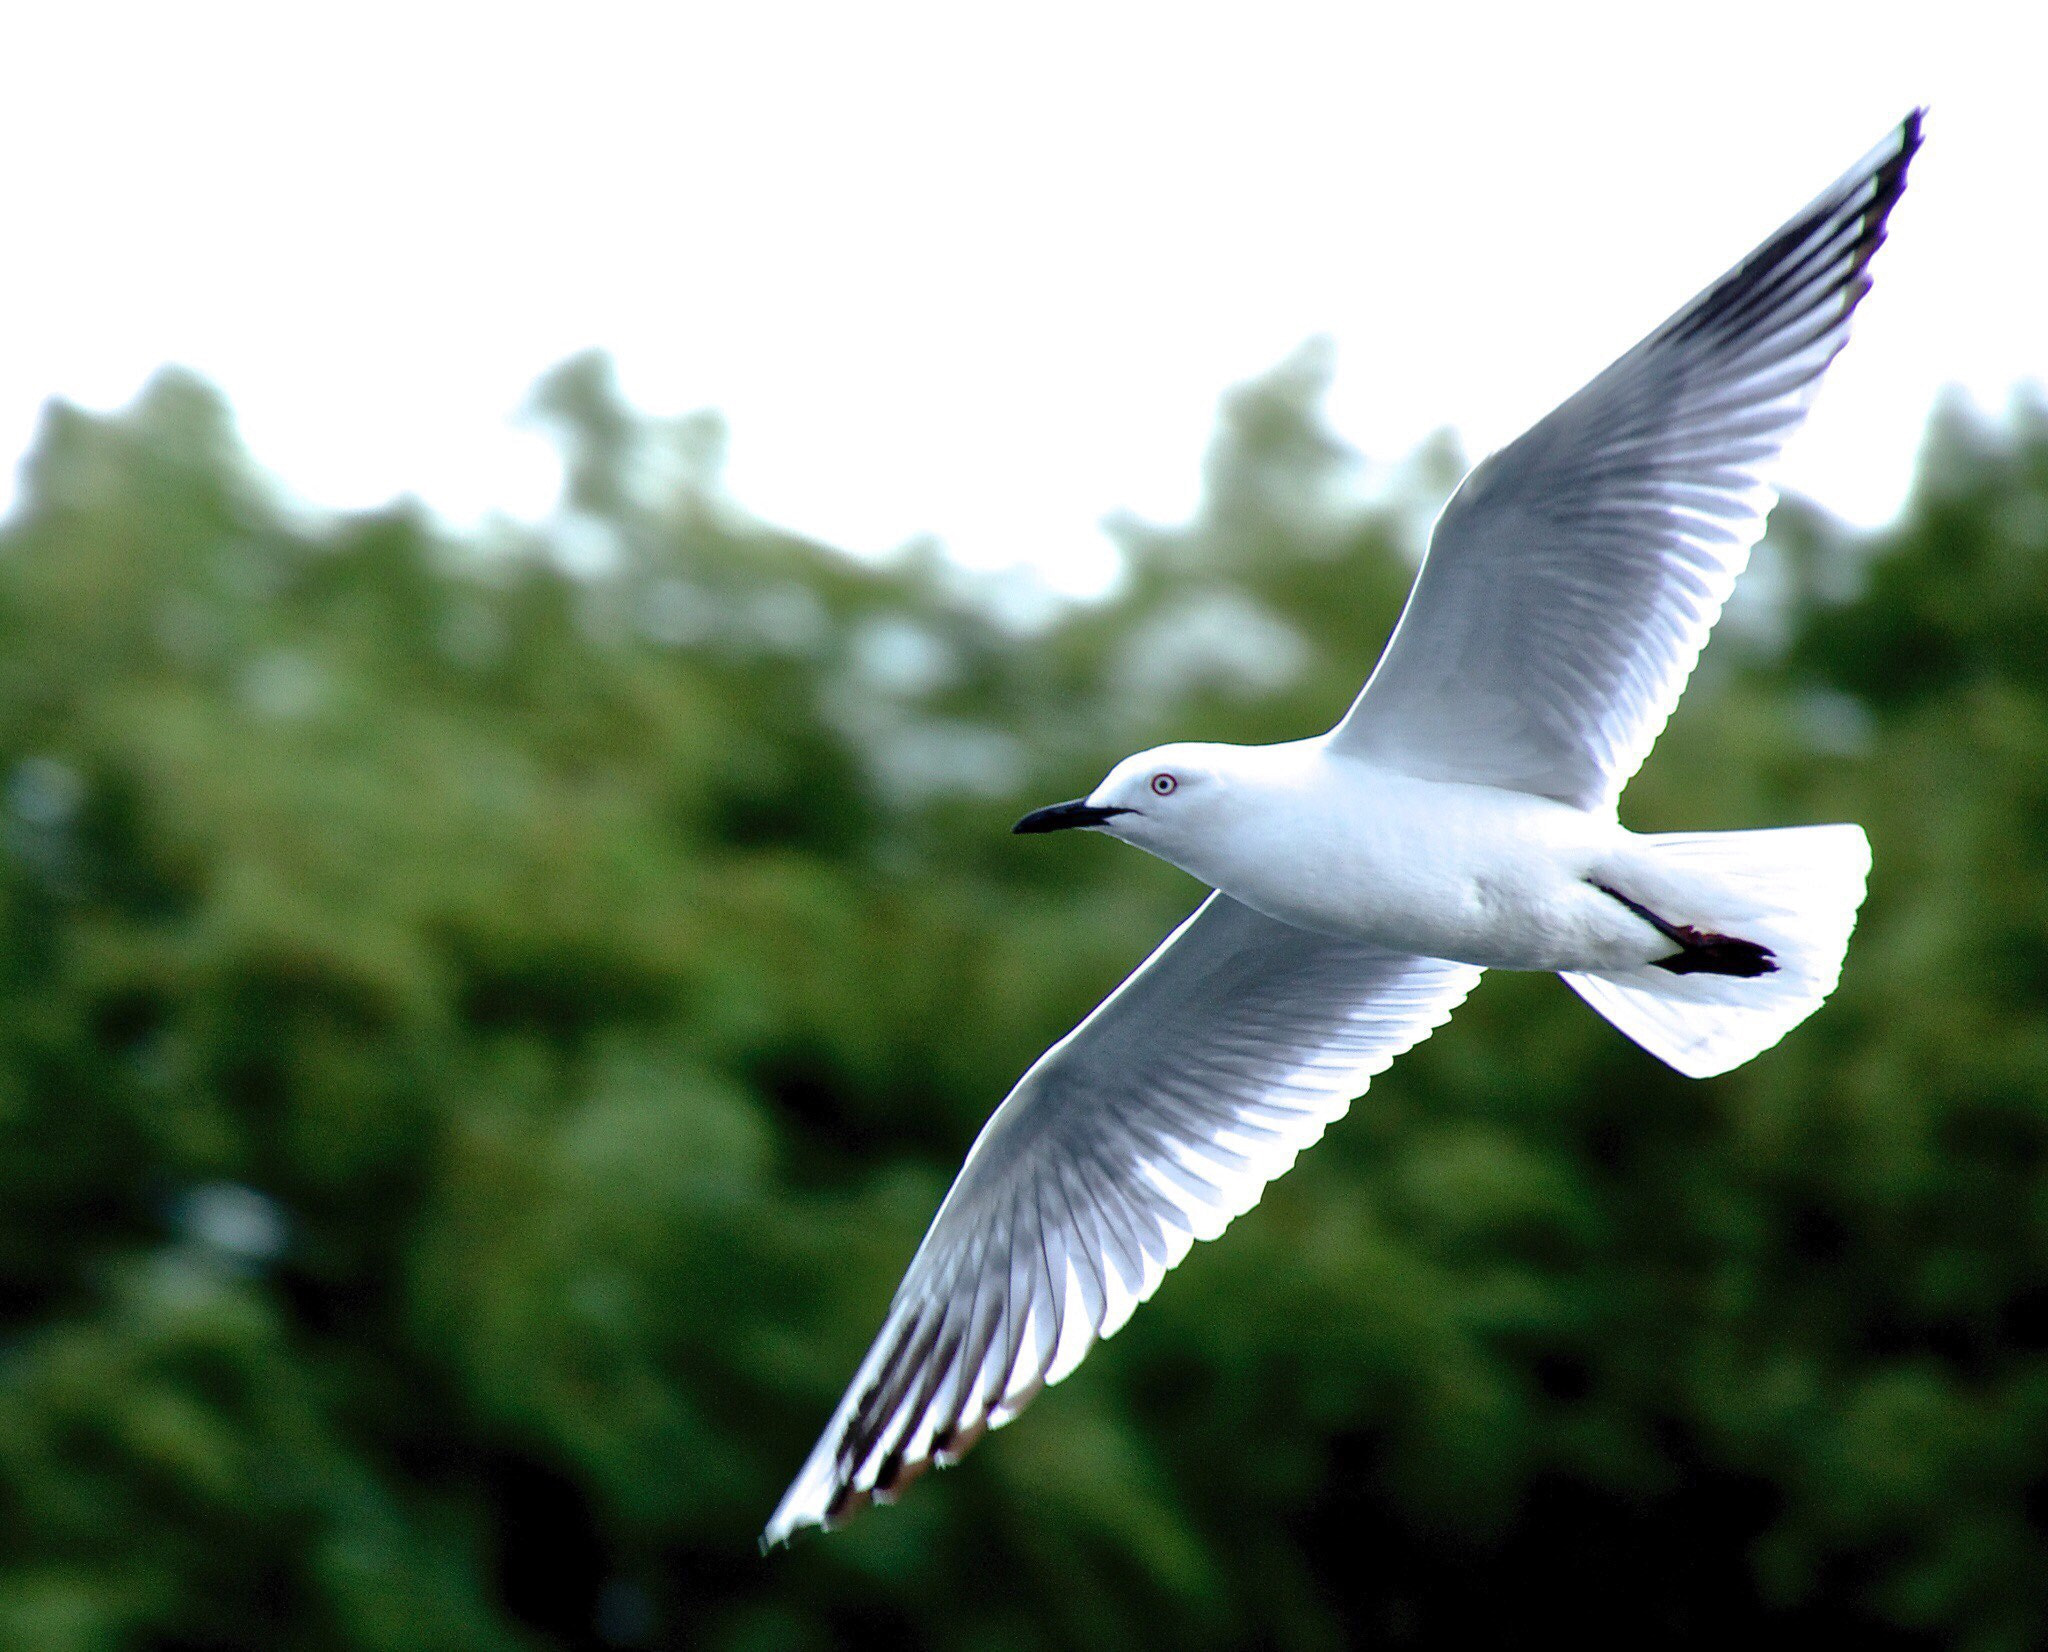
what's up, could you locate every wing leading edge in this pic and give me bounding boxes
[1329,112,1921,808]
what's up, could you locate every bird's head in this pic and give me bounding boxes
[1012,742,1242,861]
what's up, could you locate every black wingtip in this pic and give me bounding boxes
[1883,109,1925,221]
[1836,108,1922,297]
[1663,109,1923,353]
[1871,107,1924,229]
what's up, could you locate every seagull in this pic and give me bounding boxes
[765,111,1921,1546]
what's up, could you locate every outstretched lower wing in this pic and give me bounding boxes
[763,894,1480,1543]
[1329,112,1920,810]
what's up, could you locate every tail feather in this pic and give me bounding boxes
[1566,824,1870,1078]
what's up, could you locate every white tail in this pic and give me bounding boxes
[1564,824,1871,1079]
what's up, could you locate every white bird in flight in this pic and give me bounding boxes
[765,111,1921,1545]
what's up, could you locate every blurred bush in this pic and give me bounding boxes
[0,351,2043,1650]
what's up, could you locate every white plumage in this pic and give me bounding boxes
[765,111,1920,1546]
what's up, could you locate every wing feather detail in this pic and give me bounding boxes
[763,894,1479,1544]
[1329,112,1920,808]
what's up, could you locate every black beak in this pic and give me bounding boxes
[1012,800,1133,835]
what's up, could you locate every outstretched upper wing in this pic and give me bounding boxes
[1328,112,1920,810]
[763,895,1480,1544]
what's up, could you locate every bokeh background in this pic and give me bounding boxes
[4,348,2048,1651]
[7,6,2048,1650]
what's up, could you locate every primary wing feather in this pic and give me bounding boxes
[1329,112,1920,809]
[763,894,1479,1543]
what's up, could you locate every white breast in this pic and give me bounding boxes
[1184,754,1661,971]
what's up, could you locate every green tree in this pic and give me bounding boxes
[0,357,2041,1651]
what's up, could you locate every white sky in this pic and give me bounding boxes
[3,2,2041,593]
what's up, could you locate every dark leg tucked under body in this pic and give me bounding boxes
[1590,882,1779,978]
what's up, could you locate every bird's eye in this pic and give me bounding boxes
[1150,772,1178,796]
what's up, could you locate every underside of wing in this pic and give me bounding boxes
[763,894,1480,1544]
[1329,112,1921,810]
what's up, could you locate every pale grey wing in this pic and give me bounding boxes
[763,894,1480,1543]
[1329,111,1921,810]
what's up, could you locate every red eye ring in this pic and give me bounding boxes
[1150,772,1178,796]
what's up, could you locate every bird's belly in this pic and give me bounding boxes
[1204,782,1667,972]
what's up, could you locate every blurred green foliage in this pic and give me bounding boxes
[0,349,2044,1651]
